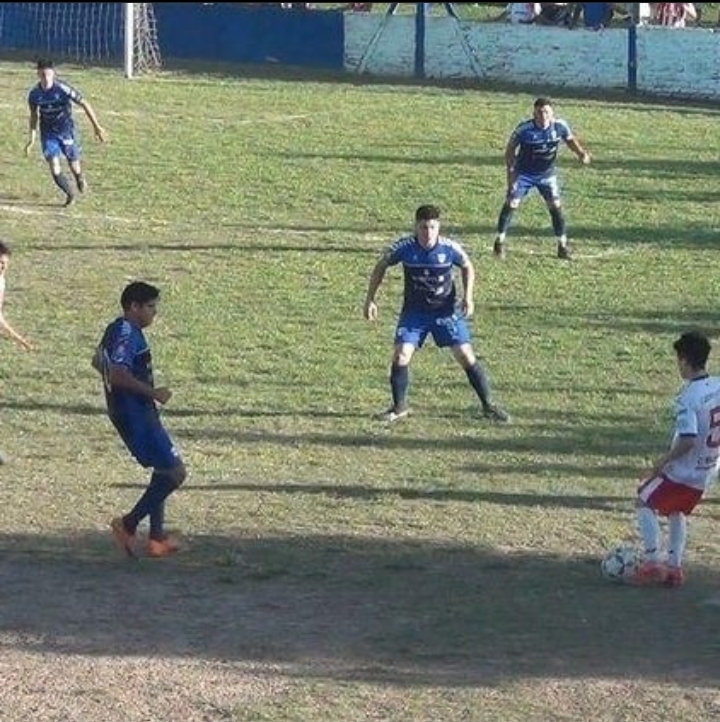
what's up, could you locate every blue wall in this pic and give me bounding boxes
[154,4,344,69]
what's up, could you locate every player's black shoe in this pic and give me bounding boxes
[63,193,76,207]
[557,243,572,260]
[493,239,506,259]
[482,404,511,424]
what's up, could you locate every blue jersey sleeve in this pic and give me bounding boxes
[108,321,141,368]
[383,236,413,266]
[555,118,573,141]
[56,80,83,105]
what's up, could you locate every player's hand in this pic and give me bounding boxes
[461,299,474,319]
[579,152,591,166]
[17,337,33,351]
[24,140,34,157]
[363,300,378,321]
[153,387,172,405]
[95,126,108,143]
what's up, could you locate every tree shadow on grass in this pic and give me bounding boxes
[0,531,718,688]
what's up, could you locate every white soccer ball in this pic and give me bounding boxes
[600,545,638,583]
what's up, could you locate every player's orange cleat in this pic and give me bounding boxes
[664,567,685,588]
[630,560,668,586]
[147,536,180,558]
[110,517,137,558]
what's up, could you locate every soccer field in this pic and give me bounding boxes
[1,60,719,721]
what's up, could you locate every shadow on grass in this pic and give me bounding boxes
[268,149,500,168]
[170,425,651,458]
[0,531,718,687]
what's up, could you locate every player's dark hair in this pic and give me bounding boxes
[673,330,711,370]
[0,240,11,256]
[534,96,553,108]
[36,58,54,70]
[120,281,160,310]
[415,205,441,222]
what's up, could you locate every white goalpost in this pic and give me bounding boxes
[0,3,161,77]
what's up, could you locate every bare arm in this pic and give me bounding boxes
[566,136,591,164]
[0,310,31,349]
[459,261,475,318]
[78,99,107,142]
[25,106,39,155]
[645,436,696,479]
[107,364,171,404]
[504,136,519,190]
[363,257,390,321]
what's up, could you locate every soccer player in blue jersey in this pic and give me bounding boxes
[363,204,509,424]
[25,58,107,207]
[92,281,187,558]
[493,97,591,260]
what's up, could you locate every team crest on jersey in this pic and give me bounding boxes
[437,253,446,263]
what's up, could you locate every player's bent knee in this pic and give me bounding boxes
[169,463,187,488]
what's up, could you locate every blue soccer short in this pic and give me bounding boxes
[509,172,560,203]
[110,412,181,471]
[41,132,81,162]
[394,309,472,349]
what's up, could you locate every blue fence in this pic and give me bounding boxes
[0,3,345,70]
[155,4,344,69]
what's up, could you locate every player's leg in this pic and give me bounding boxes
[666,511,687,586]
[62,134,86,194]
[493,175,530,258]
[381,311,428,421]
[42,137,75,206]
[633,475,700,586]
[538,177,570,259]
[382,341,416,422]
[110,417,186,556]
[436,316,510,423]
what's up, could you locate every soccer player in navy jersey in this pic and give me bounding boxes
[25,58,107,207]
[493,97,591,260]
[92,282,187,558]
[363,204,509,424]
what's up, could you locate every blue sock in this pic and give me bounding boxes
[390,363,409,411]
[125,471,177,536]
[497,202,515,234]
[549,206,566,237]
[465,362,492,409]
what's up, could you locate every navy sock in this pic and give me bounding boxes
[497,202,515,234]
[124,471,177,535]
[549,206,566,237]
[465,362,492,409]
[52,172,73,196]
[390,363,409,410]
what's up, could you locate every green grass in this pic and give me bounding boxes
[1,60,720,721]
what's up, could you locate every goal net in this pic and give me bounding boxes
[0,3,161,75]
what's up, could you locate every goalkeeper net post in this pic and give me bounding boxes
[124,2,135,78]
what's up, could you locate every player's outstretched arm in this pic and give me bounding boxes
[504,137,519,191]
[79,99,107,142]
[567,137,591,165]
[459,261,475,318]
[363,258,389,321]
[25,106,39,156]
[0,312,32,350]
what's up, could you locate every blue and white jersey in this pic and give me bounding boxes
[383,235,470,314]
[97,317,156,420]
[510,118,573,176]
[27,80,82,137]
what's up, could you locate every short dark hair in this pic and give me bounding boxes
[0,240,11,256]
[534,96,553,108]
[673,330,711,370]
[415,204,441,222]
[36,58,54,70]
[120,281,160,310]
